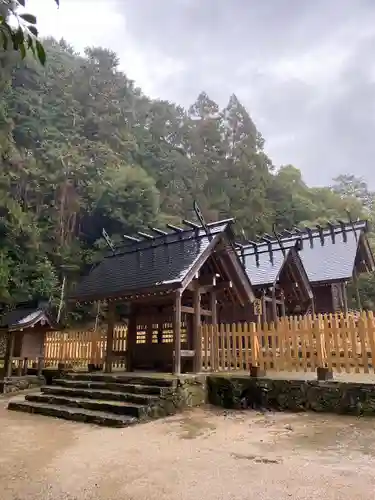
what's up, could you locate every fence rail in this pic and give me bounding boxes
[201,311,375,373]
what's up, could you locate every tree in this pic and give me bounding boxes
[332,174,374,213]
[1,36,374,314]
[0,0,59,65]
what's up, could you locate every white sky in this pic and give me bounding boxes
[29,0,177,98]
[22,0,375,186]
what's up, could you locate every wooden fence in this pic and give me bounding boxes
[43,311,375,374]
[201,311,375,373]
[44,326,127,370]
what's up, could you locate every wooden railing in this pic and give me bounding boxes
[201,311,375,373]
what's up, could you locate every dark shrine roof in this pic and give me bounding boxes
[238,220,374,285]
[71,219,241,302]
[0,300,55,331]
[239,246,297,287]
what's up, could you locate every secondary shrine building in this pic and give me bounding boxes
[220,241,313,323]
[0,299,55,380]
[237,220,374,316]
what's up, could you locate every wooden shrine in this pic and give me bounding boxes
[0,300,56,378]
[70,218,255,374]
[220,242,313,323]
[237,219,374,315]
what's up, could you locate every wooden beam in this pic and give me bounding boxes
[123,234,141,243]
[215,252,245,306]
[148,226,168,236]
[137,231,154,240]
[181,306,212,316]
[104,302,115,373]
[167,223,184,232]
[179,234,221,294]
[186,279,198,292]
[173,290,182,374]
[200,280,231,294]
[186,280,231,294]
[263,296,283,305]
[193,288,202,372]
[182,219,200,229]
[73,283,177,305]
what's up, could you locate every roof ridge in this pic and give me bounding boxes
[239,219,368,250]
[106,219,234,259]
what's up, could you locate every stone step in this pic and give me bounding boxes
[25,393,148,418]
[8,400,137,428]
[41,385,159,405]
[52,379,165,395]
[63,373,176,387]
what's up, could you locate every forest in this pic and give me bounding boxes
[1,34,375,317]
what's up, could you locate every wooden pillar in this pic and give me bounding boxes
[104,302,115,373]
[126,309,137,372]
[37,356,44,377]
[271,287,278,322]
[281,291,286,317]
[5,331,15,378]
[310,296,316,316]
[146,315,153,345]
[261,290,267,325]
[193,288,202,373]
[173,290,182,375]
[342,282,348,314]
[22,357,28,376]
[211,290,218,325]
[331,283,339,312]
[353,272,362,311]
[210,290,218,371]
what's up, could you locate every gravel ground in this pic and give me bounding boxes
[1,395,375,500]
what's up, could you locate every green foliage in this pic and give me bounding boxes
[0,35,374,314]
[0,0,58,65]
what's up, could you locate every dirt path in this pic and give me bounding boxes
[1,396,375,500]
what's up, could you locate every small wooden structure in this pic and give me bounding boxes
[70,219,255,374]
[0,300,56,378]
[220,243,313,323]
[238,220,374,315]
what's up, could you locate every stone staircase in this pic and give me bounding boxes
[7,372,199,428]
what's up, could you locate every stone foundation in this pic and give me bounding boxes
[1,375,45,395]
[207,375,375,416]
[150,375,206,418]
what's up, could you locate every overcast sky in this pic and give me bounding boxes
[32,0,375,187]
